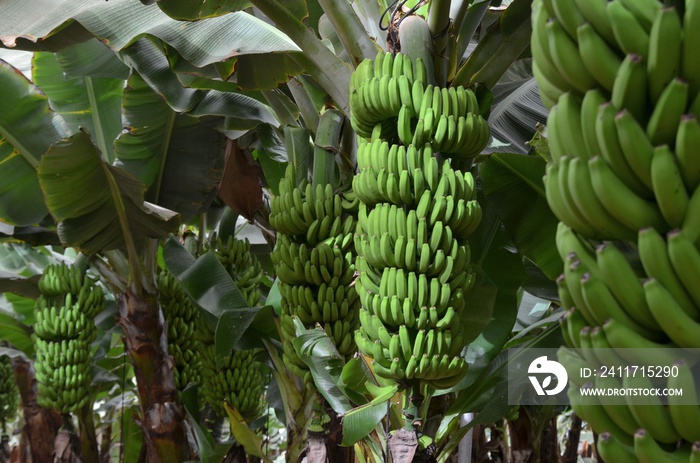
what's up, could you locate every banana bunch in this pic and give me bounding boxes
[533,0,700,453]
[0,356,17,428]
[535,0,700,241]
[349,52,489,390]
[205,349,264,422]
[270,165,359,380]
[349,51,489,160]
[197,235,268,418]
[206,235,263,307]
[157,271,201,390]
[33,264,103,413]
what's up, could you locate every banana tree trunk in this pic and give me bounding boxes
[325,410,353,463]
[117,290,189,462]
[11,357,62,463]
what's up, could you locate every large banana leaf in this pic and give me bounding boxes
[55,39,130,79]
[479,153,562,279]
[454,0,533,88]
[120,38,277,125]
[0,60,68,226]
[154,0,320,25]
[1,0,300,64]
[115,73,226,221]
[37,130,179,254]
[32,51,125,163]
[156,0,249,20]
[462,192,524,386]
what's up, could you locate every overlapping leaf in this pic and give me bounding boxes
[37,130,179,254]
[121,38,278,124]
[479,153,562,279]
[0,60,68,226]
[32,51,125,163]
[115,73,226,221]
[2,0,300,65]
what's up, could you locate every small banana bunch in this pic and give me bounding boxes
[37,261,85,297]
[0,355,17,428]
[207,349,264,422]
[34,263,102,413]
[198,235,267,417]
[158,271,201,390]
[350,52,489,389]
[534,0,700,457]
[270,165,359,379]
[597,430,700,463]
[206,235,263,307]
[349,51,489,160]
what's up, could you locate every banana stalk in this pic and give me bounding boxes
[313,109,344,188]
[427,0,453,86]
[316,0,381,66]
[118,290,189,461]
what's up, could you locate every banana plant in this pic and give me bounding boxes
[0,0,562,461]
[0,15,295,457]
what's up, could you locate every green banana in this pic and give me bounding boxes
[595,242,658,331]
[682,186,700,246]
[633,429,689,461]
[545,105,565,164]
[676,114,700,191]
[597,432,639,463]
[546,18,597,93]
[549,0,585,41]
[580,89,606,158]
[618,0,660,31]
[580,271,658,339]
[608,1,650,57]
[611,53,649,125]
[576,23,621,93]
[545,163,597,236]
[623,373,680,444]
[531,0,572,95]
[556,92,588,160]
[563,255,597,326]
[645,277,700,347]
[555,222,599,274]
[568,157,636,240]
[614,108,655,190]
[558,156,597,235]
[684,0,700,99]
[638,227,697,319]
[572,0,617,48]
[568,382,634,445]
[595,102,651,198]
[668,359,700,443]
[650,145,689,229]
[588,156,664,232]
[594,374,640,436]
[602,318,677,367]
[667,229,700,310]
[647,7,682,104]
[646,77,689,146]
